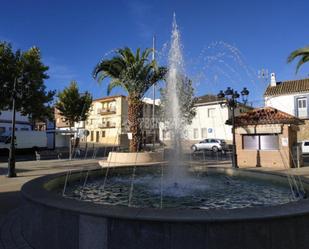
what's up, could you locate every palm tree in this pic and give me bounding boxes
[93,47,166,152]
[287,45,309,73]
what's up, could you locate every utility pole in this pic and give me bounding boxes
[152,35,156,150]
[8,77,18,177]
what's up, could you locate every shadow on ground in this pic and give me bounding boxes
[0,191,22,221]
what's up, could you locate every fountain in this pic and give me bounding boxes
[20,15,309,249]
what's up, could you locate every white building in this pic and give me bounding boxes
[264,73,309,141]
[0,111,31,136]
[160,94,252,143]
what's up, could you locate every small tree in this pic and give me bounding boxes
[55,81,92,159]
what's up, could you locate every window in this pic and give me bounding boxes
[20,128,29,131]
[208,108,215,118]
[260,135,279,150]
[102,131,106,137]
[201,128,207,138]
[297,98,307,118]
[183,130,188,138]
[96,131,99,142]
[304,142,309,146]
[90,131,94,141]
[243,135,259,150]
[193,128,199,139]
[162,130,166,139]
[0,127,5,134]
[243,134,279,150]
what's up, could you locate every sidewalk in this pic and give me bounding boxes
[0,159,101,220]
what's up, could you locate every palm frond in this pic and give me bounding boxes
[295,55,309,73]
[107,79,123,95]
[287,46,309,63]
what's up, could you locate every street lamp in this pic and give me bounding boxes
[217,87,249,169]
[7,77,20,177]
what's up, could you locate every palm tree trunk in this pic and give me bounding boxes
[128,96,143,152]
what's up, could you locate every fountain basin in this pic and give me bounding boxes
[99,151,165,167]
[21,167,309,249]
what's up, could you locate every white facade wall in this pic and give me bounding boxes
[159,103,236,142]
[0,111,31,135]
[186,104,232,141]
[265,92,309,117]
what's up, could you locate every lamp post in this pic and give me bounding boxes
[217,87,249,169]
[8,77,19,177]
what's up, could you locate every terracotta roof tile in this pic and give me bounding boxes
[264,78,309,96]
[195,94,220,104]
[232,107,304,126]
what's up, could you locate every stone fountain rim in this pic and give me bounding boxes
[21,166,309,223]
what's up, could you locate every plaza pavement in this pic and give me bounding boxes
[0,158,101,249]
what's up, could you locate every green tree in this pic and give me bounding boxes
[55,81,92,127]
[288,45,309,73]
[93,47,166,152]
[0,42,55,122]
[55,81,92,159]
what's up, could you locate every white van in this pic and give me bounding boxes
[302,141,309,154]
[0,131,47,150]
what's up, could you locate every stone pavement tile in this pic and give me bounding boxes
[0,209,32,249]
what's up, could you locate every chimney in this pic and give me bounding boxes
[270,73,276,86]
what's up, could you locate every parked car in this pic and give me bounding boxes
[302,140,309,154]
[191,139,227,152]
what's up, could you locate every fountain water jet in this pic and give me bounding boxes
[165,13,187,184]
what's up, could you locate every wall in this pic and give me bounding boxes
[265,93,309,141]
[265,92,309,118]
[84,96,158,147]
[0,110,31,135]
[236,124,298,168]
[85,97,125,145]
[159,102,251,144]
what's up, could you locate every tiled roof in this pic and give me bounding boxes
[195,94,221,104]
[93,95,126,102]
[232,107,304,126]
[195,94,253,110]
[264,78,309,96]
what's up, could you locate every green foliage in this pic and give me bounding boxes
[160,76,196,125]
[55,81,92,126]
[93,47,166,98]
[0,42,55,121]
[287,45,309,73]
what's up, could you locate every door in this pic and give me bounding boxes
[297,98,307,118]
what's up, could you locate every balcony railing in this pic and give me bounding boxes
[98,122,117,128]
[97,107,116,115]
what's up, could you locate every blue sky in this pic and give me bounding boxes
[1,0,308,106]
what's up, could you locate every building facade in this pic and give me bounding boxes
[264,74,309,141]
[160,94,253,144]
[0,111,31,136]
[85,95,159,147]
[234,107,303,168]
